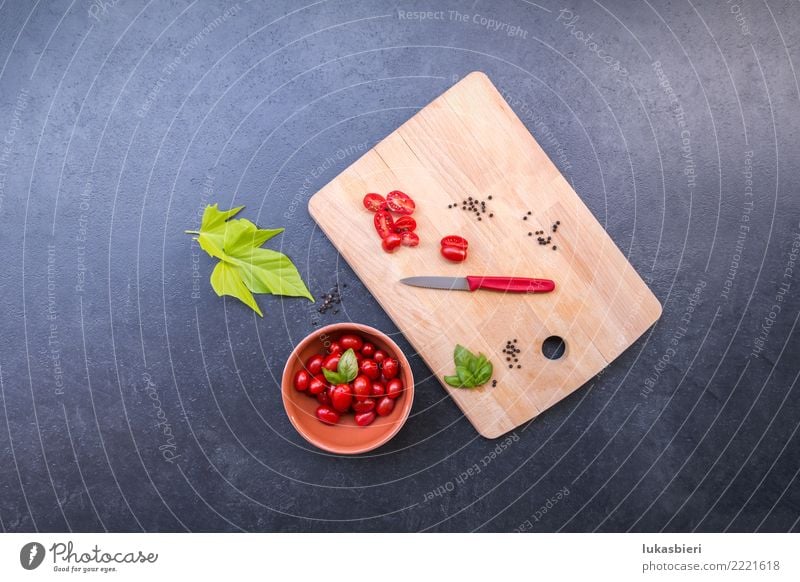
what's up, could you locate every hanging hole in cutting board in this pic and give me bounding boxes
[542,336,566,360]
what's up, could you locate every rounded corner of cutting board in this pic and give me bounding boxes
[475,422,518,440]
[463,70,491,84]
[307,193,323,218]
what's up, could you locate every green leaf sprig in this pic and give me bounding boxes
[444,344,493,388]
[186,204,313,317]
[322,348,358,385]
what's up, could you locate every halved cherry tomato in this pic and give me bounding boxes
[386,378,404,399]
[400,232,419,247]
[376,396,395,416]
[360,359,380,380]
[305,354,324,376]
[316,406,340,424]
[363,193,387,212]
[382,232,402,252]
[353,398,375,414]
[339,334,363,351]
[374,211,394,239]
[440,235,468,249]
[331,384,353,413]
[293,370,310,392]
[355,411,376,426]
[440,245,467,262]
[393,216,417,232]
[386,190,415,215]
[381,358,399,380]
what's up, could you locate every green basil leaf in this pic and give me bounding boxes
[444,375,464,388]
[473,357,493,386]
[454,344,471,368]
[456,365,477,387]
[336,349,358,383]
[322,368,344,384]
[445,344,494,389]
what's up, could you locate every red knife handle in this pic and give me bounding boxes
[466,276,555,293]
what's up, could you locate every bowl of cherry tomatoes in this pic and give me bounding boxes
[281,323,414,454]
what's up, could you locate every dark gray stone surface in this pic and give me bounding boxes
[0,0,798,532]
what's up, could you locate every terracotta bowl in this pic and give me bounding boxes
[281,323,414,454]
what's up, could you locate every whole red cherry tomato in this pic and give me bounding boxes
[371,380,386,398]
[360,359,380,380]
[393,216,417,232]
[386,190,415,215]
[316,391,331,405]
[373,350,387,364]
[363,193,387,212]
[440,245,467,262]
[331,384,353,413]
[374,211,394,239]
[381,358,399,380]
[361,343,376,357]
[322,354,340,371]
[382,232,402,252]
[293,370,310,392]
[376,396,395,417]
[400,232,419,247]
[440,235,468,249]
[327,341,342,354]
[339,334,364,351]
[308,375,327,395]
[305,354,324,376]
[355,411,377,426]
[353,375,371,400]
[353,398,376,414]
[386,378,404,399]
[316,406,340,425]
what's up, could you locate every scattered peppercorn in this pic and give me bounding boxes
[317,284,343,315]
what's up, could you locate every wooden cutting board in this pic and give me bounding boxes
[308,72,661,438]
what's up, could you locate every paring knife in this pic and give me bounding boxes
[400,276,555,293]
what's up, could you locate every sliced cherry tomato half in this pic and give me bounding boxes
[393,216,417,232]
[440,245,467,262]
[400,232,419,247]
[363,193,387,212]
[386,190,416,215]
[382,232,402,252]
[374,210,395,239]
[440,235,468,249]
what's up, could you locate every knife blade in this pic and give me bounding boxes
[400,276,555,293]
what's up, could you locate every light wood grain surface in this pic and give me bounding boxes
[309,72,661,438]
